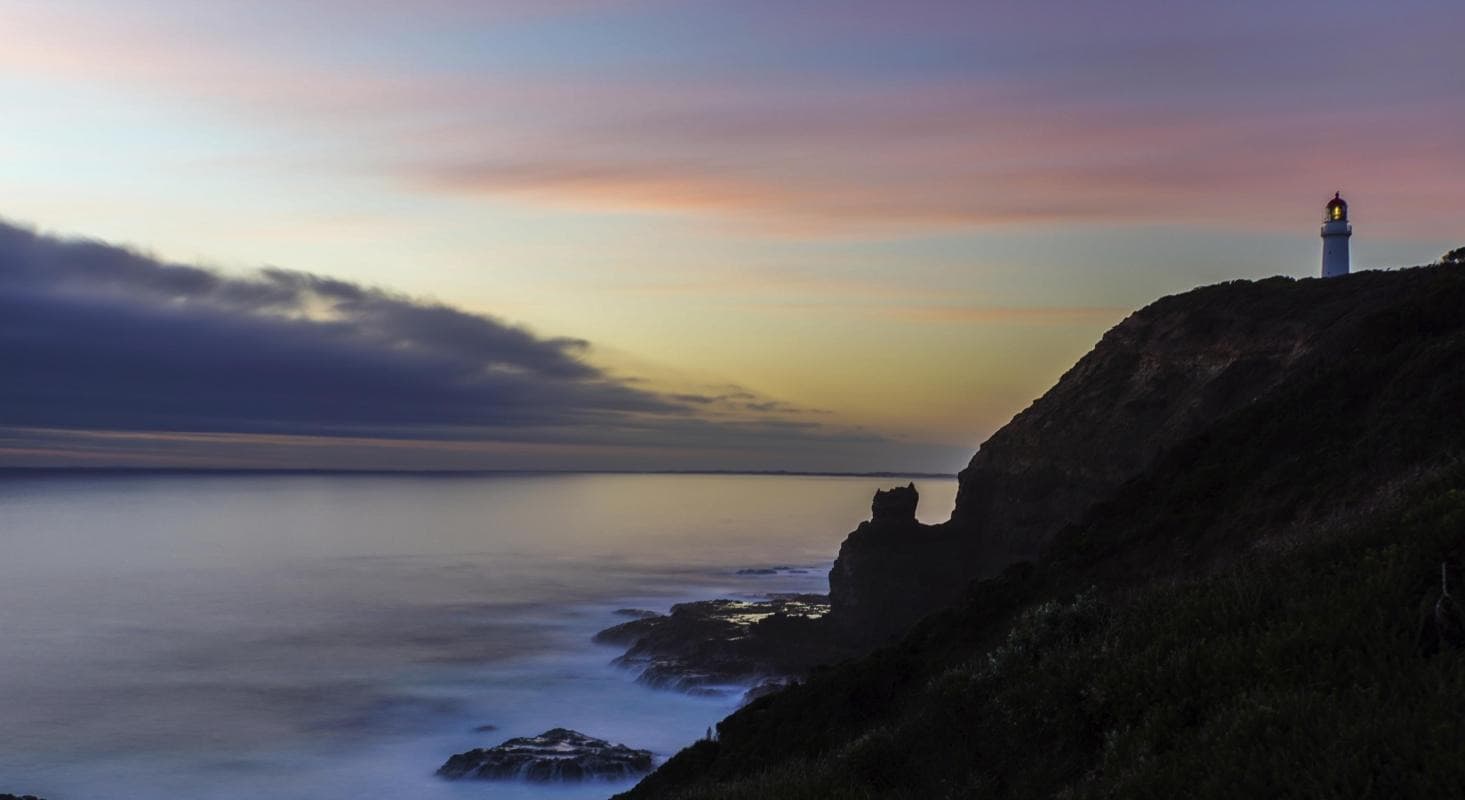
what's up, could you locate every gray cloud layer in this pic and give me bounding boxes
[0,220,682,438]
[0,219,968,470]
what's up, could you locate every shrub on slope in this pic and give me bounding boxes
[629,482,1465,799]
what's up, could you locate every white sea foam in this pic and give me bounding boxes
[0,472,955,800]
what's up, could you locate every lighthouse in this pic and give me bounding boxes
[1321,192,1351,278]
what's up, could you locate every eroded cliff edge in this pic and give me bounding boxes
[620,259,1465,800]
[829,268,1465,642]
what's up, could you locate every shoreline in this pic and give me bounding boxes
[0,473,878,799]
[432,565,836,788]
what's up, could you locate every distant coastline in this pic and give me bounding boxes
[0,467,956,480]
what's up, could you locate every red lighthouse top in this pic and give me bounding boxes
[1325,192,1348,222]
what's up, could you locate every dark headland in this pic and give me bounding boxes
[614,257,1465,798]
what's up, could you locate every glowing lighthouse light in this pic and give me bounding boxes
[1321,192,1351,278]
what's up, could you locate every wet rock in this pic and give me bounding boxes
[599,595,834,694]
[614,608,662,619]
[437,728,654,782]
[595,613,667,647]
[742,677,795,704]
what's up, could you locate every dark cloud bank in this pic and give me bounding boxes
[0,219,961,470]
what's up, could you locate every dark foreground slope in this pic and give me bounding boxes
[621,262,1465,799]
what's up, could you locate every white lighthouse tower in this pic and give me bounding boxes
[1321,192,1351,278]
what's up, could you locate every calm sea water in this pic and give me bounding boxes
[0,472,956,800]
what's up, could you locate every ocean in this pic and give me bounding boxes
[0,472,956,800]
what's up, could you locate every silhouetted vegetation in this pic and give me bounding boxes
[627,482,1465,799]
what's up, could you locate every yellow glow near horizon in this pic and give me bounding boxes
[2,1,1462,470]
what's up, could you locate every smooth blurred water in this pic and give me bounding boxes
[0,472,956,800]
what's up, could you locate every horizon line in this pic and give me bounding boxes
[0,466,958,480]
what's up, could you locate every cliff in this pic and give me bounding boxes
[621,259,1465,799]
[829,267,1465,641]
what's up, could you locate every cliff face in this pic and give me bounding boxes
[830,268,1465,641]
[950,276,1329,559]
[622,261,1465,800]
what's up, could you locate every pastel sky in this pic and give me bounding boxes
[1,0,1461,471]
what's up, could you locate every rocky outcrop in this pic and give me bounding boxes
[830,269,1465,641]
[597,595,833,695]
[871,482,919,520]
[742,677,796,703]
[828,484,974,642]
[437,728,654,782]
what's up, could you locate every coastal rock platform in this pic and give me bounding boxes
[437,728,654,782]
[596,594,835,695]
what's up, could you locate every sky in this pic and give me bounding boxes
[1,0,1461,472]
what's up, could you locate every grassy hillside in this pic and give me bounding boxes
[628,480,1465,798]
[620,262,1465,799]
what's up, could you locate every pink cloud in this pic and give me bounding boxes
[403,89,1465,236]
[4,2,1461,238]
